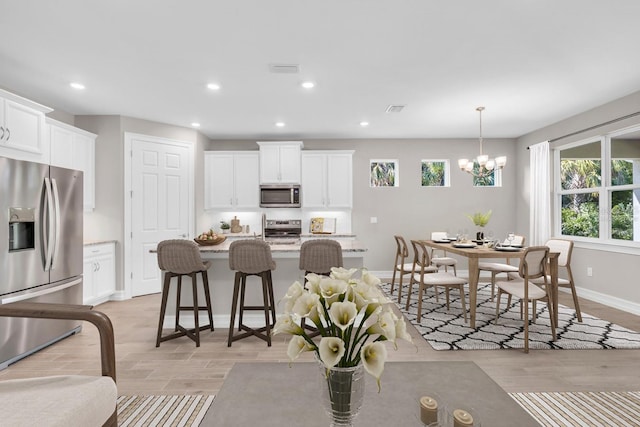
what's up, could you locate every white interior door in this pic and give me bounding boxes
[129,135,192,297]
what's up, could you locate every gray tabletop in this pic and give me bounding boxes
[201,361,540,426]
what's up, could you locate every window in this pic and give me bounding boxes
[421,159,450,187]
[555,126,640,244]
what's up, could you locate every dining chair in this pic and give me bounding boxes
[478,235,526,301]
[494,246,556,353]
[529,238,582,322]
[407,240,467,323]
[391,235,415,303]
[430,231,457,275]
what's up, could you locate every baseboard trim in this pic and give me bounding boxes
[376,270,640,316]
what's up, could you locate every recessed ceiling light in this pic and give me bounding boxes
[206,83,220,91]
[275,122,285,128]
[301,81,315,89]
[191,122,201,128]
[360,121,370,127]
[69,82,85,90]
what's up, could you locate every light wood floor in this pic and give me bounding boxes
[1,282,639,395]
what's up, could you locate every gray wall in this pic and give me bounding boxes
[75,115,204,294]
[203,138,518,272]
[515,90,640,309]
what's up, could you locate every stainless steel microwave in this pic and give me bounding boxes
[260,184,301,208]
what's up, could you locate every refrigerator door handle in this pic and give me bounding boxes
[51,178,62,269]
[43,177,55,271]
[0,277,82,304]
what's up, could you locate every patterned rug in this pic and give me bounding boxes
[117,395,214,426]
[379,282,640,350]
[511,391,640,427]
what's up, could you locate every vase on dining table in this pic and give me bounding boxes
[318,361,365,427]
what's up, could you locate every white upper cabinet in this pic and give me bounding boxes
[0,89,52,164]
[302,150,353,209]
[47,119,97,211]
[257,141,303,183]
[204,151,260,209]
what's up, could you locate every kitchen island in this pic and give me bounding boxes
[155,239,367,330]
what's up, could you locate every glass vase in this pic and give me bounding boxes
[318,361,365,427]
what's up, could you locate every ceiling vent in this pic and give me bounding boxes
[269,63,300,74]
[385,104,405,113]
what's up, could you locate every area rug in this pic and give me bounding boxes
[511,391,640,427]
[379,282,640,350]
[117,395,214,427]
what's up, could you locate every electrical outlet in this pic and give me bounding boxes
[370,217,378,224]
[587,267,593,277]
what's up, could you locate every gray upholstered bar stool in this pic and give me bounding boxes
[299,239,343,336]
[228,240,277,347]
[156,239,214,347]
[299,239,343,277]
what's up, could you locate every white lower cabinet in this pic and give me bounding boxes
[83,242,116,305]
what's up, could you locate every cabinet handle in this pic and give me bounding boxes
[96,262,101,272]
[0,126,4,140]
[5,128,9,141]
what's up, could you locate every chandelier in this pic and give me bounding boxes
[458,107,506,177]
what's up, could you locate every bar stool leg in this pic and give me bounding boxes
[175,275,182,331]
[238,274,247,332]
[201,270,214,331]
[261,272,272,346]
[156,272,172,347]
[267,270,276,329]
[228,272,241,347]
[191,272,200,347]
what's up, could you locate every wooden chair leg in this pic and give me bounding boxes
[523,295,529,354]
[397,272,404,304]
[390,267,398,295]
[417,283,425,322]
[175,275,182,331]
[445,287,450,310]
[532,300,537,324]
[490,272,497,301]
[494,289,502,325]
[569,283,583,322]
[459,286,467,323]
[405,277,414,311]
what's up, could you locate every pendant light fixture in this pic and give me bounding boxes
[458,107,506,177]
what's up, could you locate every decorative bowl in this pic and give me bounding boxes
[194,236,226,246]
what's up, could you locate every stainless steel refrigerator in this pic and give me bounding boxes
[0,156,84,370]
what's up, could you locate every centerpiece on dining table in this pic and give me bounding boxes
[273,267,413,426]
[467,210,492,241]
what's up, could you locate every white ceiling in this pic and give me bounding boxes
[1,1,640,140]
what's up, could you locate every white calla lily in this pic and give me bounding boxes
[361,342,387,392]
[304,273,323,295]
[282,281,305,313]
[394,315,413,345]
[319,278,348,304]
[271,314,303,336]
[329,267,358,281]
[287,335,315,363]
[292,292,321,324]
[318,337,346,368]
[329,301,358,331]
[367,309,396,342]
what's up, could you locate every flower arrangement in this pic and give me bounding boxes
[467,210,492,227]
[272,267,412,390]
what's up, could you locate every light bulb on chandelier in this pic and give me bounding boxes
[458,107,507,177]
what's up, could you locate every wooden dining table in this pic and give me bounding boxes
[422,240,559,329]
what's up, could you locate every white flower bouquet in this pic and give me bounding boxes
[272,267,412,390]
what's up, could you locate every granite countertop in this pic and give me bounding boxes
[84,240,117,246]
[196,239,367,253]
